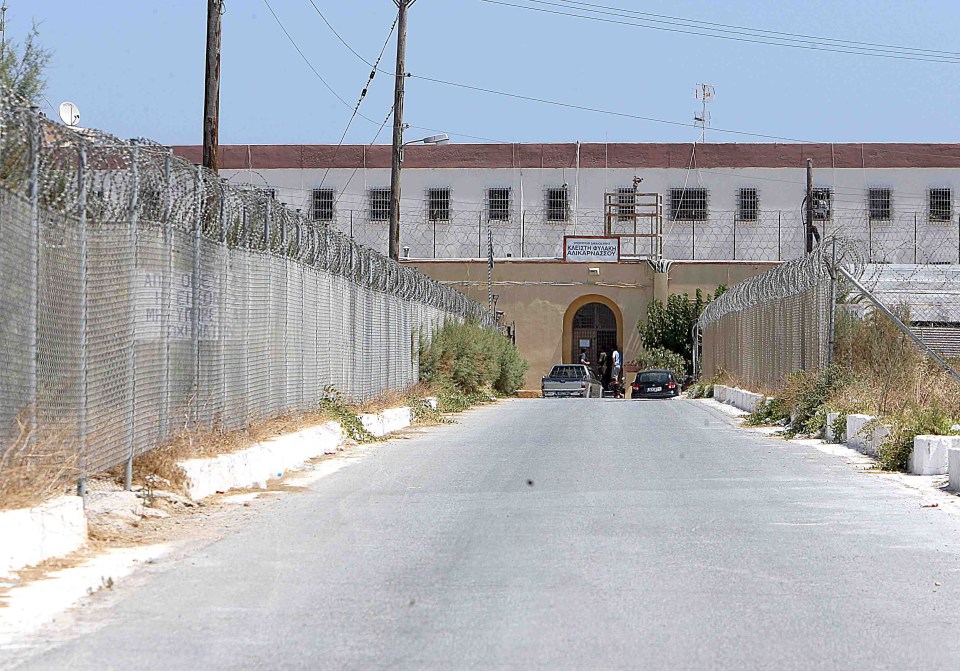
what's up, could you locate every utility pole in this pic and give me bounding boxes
[389,0,415,261]
[805,158,814,253]
[203,0,224,172]
[1,2,8,64]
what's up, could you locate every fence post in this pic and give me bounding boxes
[487,217,493,314]
[478,212,482,258]
[433,215,437,258]
[777,211,782,261]
[124,141,140,490]
[77,143,89,498]
[520,210,525,258]
[218,184,228,427]
[192,165,203,426]
[27,106,40,450]
[827,238,837,369]
[732,216,737,260]
[691,218,696,260]
[159,150,173,445]
[913,212,918,264]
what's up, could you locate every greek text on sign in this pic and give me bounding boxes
[563,236,620,263]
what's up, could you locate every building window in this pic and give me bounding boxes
[737,188,758,222]
[812,187,832,221]
[428,188,451,222]
[616,187,635,222]
[546,186,569,222]
[669,188,708,221]
[312,188,335,221]
[930,188,953,222]
[369,188,391,221]
[868,188,891,221]
[487,188,511,221]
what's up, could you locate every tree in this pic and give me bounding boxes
[638,284,726,373]
[1,21,51,105]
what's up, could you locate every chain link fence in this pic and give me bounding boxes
[697,237,960,393]
[0,93,493,481]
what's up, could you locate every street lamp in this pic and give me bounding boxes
[389,131,449,260]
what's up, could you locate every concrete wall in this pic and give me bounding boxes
[407,259,776,390]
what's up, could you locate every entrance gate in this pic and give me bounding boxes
[571,302,618,368]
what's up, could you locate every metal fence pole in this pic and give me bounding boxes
[827,238,837,368]
[520,210,525,258]
[77,144,89,497]
[159,151,173,444]
[478,212,482,258]
[487,218,493,314]
[124,141,140,490]
[192,165,203,426]
[27,106,40,448]
[218,186,228,427]
[732,217,737,260]
[777,211,782,261]
[914,212,918,264]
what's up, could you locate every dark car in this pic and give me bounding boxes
[630,370,680,399]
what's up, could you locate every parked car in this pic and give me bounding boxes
[630,369,680,399]
[541,364,604,398]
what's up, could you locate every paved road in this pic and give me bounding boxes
[10,398,960,670]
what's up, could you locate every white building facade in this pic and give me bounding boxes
[175,142,960,264]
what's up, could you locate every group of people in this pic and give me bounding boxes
[579,345,623,398]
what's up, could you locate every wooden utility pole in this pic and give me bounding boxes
[203,0,224,172]
[805,158,814,253]
[389,0,414,261]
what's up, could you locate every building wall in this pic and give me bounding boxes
[406,259,777,390]
[174,143,960,264]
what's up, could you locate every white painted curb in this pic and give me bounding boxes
[949,448,960,491]
[712,384,766,414]
[180,422,344,501]
[180,406,413,500]
[911,435,960,476]
[359,407,412,438]
[0,496,87,579]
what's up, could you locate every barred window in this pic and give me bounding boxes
[669,188,708,221]
[312,188,335,221]
[617,187,635,222]
[737,187,758,222]
[488,188,511,221]
[369,188,391,221]
[868,188,891,221]
[546,187,569,222]
[428,188,451,222]
[930,188,953,222]
[812,187,832,221]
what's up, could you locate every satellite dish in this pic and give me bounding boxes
[58,101,80,127]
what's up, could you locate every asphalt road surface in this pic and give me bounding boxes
[10,398,960,670]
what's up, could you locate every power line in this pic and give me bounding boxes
[549,0,960,58]
[318,15,398,190]
[477,0,960,64]
[261,0,382,126]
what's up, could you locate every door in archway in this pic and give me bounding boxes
[571,302,618,369]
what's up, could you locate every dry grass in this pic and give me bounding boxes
[0,415,79,510]
[124,407,337,494]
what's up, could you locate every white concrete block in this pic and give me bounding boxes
[867,424,892,457]
[911,435,960,476]
[359,407,412,438]
[180,421,343,500]
[949,448,960,491]
[0,496,88,578]
[423,397,438,410]
[824,412,837,441]
[846,414,875,453]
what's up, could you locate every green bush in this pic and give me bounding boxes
[782,366,852,437]
[420,320,528,396]
[704,384,714,398]
[688,384,704,399]
[877,406,958,471]
[630,346,687,382]
[744,397,790,426]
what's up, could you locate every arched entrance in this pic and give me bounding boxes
[570,302,618,366]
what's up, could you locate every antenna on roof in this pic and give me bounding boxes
[694,83,715,142]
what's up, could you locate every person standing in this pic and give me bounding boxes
[579,348,590,366]
[611,345,622,398]
[598,350,610,392]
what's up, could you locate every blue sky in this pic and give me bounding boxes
[18,0,960,146]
